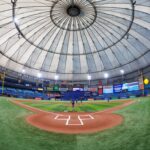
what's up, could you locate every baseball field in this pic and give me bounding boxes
[0,97,150,150]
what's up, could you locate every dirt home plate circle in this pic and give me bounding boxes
[12,100,134,134]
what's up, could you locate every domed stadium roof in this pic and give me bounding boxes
[0,0,149,80]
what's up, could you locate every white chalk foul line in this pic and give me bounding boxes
[66,115,84,126]
[54,114,94,126]
[54,115,70,120]
[54,115,71,125]
[79,115,94,120]
[77,115,84,125]
[88,115,94,120]
[66,116,71,125]
[11,100,61,116]
[54,115,59,120]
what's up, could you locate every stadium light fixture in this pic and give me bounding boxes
[87,75,91,80]
[54,75,59,84]
[104,73,109,79]
[87,75,91,86]
[22,69,26,74]
[37,73,42,78]
[120,69,125,74]
[55,75,59,80]
[104,73,109,85]
[13,17,19,24]
[120,69,125,83]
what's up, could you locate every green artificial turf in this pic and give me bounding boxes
[23,101,122,112]
[0,97,150,150]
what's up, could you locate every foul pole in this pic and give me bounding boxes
[1,72,5,95]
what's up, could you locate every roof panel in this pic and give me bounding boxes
[0,0,149,80]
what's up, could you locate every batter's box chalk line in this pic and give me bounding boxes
[54,114,94,126]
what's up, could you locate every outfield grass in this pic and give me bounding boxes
[0,97,150,150]
[23,101,122,112]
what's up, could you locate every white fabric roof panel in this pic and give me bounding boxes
[0,0,149,80]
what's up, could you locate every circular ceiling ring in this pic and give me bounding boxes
[50,0,97,31]
[12,0,135,56]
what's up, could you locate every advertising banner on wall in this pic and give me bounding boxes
[138,75,144,90]
[103,86,113,94]
[88,88,98,92]
[59,88,68,92]
[98,80,103,95]
[98,87,103,95]
[122,83,128,91]
[47,87,53,91]
[73,88,84,91]
[113,84,122,93]
[127,82,139,91]
[53,85,59,91]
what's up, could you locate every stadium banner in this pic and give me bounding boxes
[59,88,68,92]
[122,83,128,91]
[88,87,98,92]
[37,88,43,91]
[103,85,113,94]
[98,87,103,95]
[138,75,144,90]
[73,88,84,91]
[113,84,122,93]
[92,92,98,96]
[127,82,139,91]
[47,87,53,91]
[98,80,103,95]
[53,85,59,91]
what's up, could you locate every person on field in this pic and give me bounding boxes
[107,97,110,102]
[80,97,83,103]
[75,98,78,103]
[71,99,75,111]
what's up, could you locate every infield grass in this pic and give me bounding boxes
[22,100,122,112]
[0,97,150,150]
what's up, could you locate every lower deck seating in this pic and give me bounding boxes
[0,87,49,100]
[0,87,149,100]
